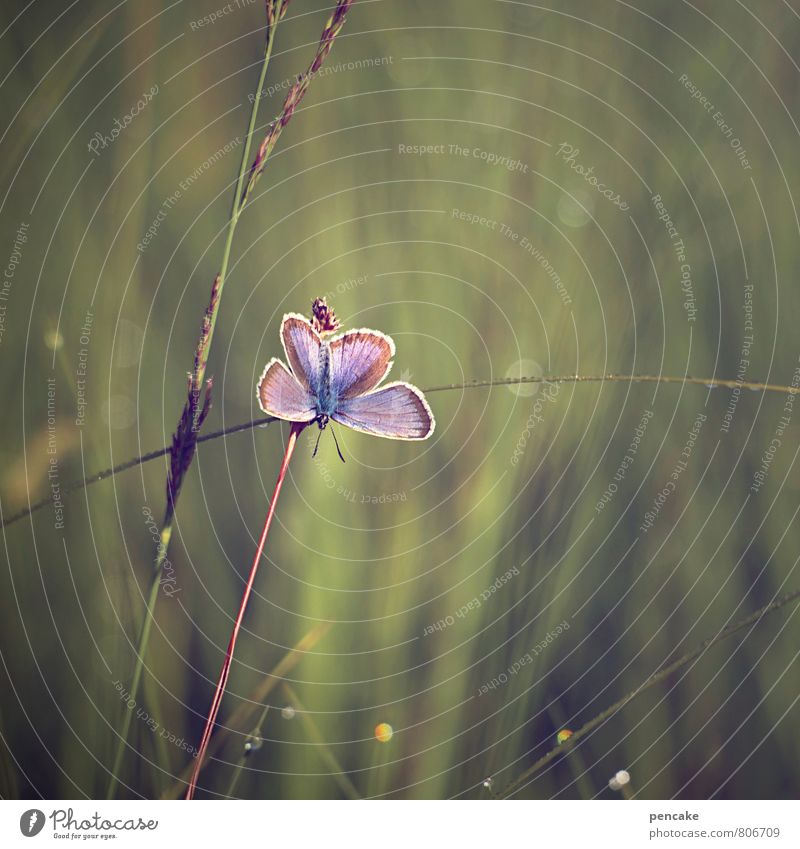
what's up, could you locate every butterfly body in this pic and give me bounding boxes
[314,342,336,420]
[257,312,435,441]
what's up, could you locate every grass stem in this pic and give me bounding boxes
[186,421,305,800]
[497,586,800,798]
[106,527,170,799]
[8,371,798,532]
[162,621,331,799]
[281,682,361,800]
[104,12,284,799]
[224,705,270,798]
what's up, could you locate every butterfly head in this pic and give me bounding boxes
[311,413,346,462]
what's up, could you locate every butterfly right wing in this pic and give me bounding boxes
[257,358,317,422]
[332,381,435,440]
[328,328,395,400]
[281,313,322,393]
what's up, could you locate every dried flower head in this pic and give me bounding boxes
[241,0,355,207]
[311,296,340,335]
[266,0,291,28]
[166,275,218,511]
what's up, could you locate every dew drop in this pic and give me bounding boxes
[557,190,594,228]
[102,395,136,429]
[114,320,144,368]
[609,769,630,790]
[281,705,296,720]
[505,359,543,398]
[482,777,494,790]
[244,735,263,753]
[44,329,64,351]
[386,37,433,85]
[374,722,393,743]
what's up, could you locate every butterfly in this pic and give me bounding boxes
[257,312,435,452]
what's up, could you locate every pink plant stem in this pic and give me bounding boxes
[186,421,305,800]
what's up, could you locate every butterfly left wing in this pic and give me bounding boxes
[331,381,435,440]
[328,329,395,400]
[257,359,317,422]
[281,313,322,393]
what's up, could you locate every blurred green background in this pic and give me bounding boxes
[1,0,799,799]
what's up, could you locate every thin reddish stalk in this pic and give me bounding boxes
[186,421,305,800]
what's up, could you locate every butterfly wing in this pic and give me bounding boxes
[281,313,321,393]
[328,329,395,400]
[257,358,317,422]
[332,381,435,440]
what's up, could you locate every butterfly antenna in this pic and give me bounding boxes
[330,424,346,463]
[312,428,323,458]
